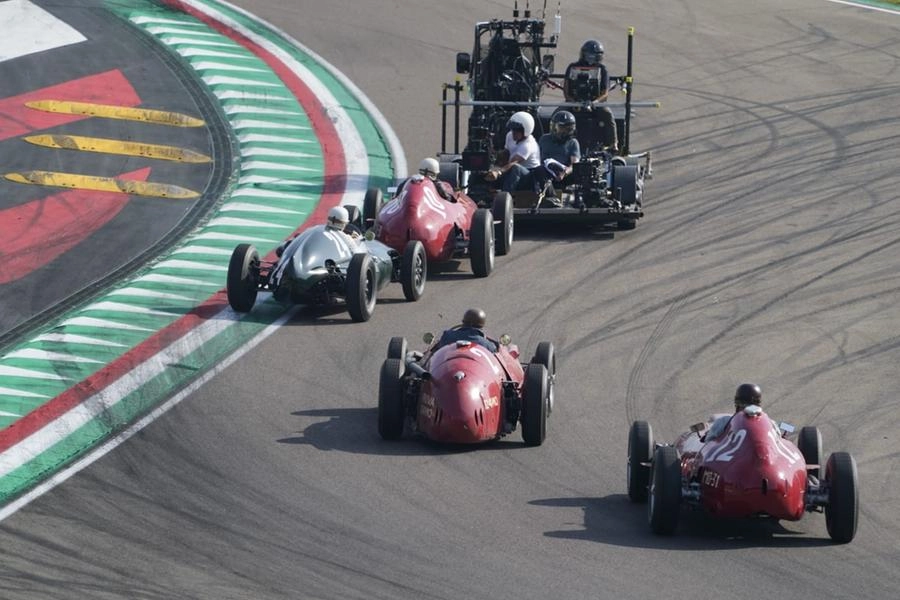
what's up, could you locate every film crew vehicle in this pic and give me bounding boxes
[435,6,657,230]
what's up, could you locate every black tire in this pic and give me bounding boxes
[226,243,259,312]
[532,341,556,415]
[627,420,654,503]
[469,208,495,278]
[617,219,637,231]
[346,253,377,322]
[343,204,362,230]
[363,188,382,228]
[825,452,859,543]
[648,445,681,535]
[387,336,407,360]
[612,165,640,205]
[491,192,514,256]
[401,240,427,301]
[798,426,824,480]
[378,358,405,440]
[521,363,548,447]
[439,160,460,189]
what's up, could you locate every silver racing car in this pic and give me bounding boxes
[226,212,427,322]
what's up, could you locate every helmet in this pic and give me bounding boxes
[326,205,349,230]
[462,308,487,328]
[550,110,577,141]
[418,157,439,179]
[507,111,535,137]
[579,39,604,65]
[734,383,762,411]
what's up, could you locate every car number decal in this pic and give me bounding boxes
[422,186,447,217]
[706,429,746,462]
[380,195,402,215]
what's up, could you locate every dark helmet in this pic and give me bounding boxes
[462,308,487,328]
[579,39,604,65]
[734,383,762,410]
[550,110,577,141]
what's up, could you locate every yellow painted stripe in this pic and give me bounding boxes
[25,100,205,127]
[23,134,211,163]
[4,171,199,199]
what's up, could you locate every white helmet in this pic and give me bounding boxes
[418,157,439,179]
[326,205,349,230]
[507,111,535,137]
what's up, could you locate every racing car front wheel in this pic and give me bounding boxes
[401,240,427,301]
[648,445,681,535]
[522,363,548,447]
[226,243,260,313]
[387,336,407,361]
[378,358,406,440]
[363,188,383,228]
[532,342,556,414]
[492,192,514,256]
[798,426,824,480]
[627,420,654,503]
[470,208,495,278]
[824,451,858,544]
[346,253,377,322]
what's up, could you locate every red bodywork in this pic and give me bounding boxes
[375,177,478,262]
[676,409,808,520]
[416,341,524,443]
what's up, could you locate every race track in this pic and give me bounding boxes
[2,0,900,598]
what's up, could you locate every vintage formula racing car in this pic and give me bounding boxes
[226,211,427,322]
[627,406,859,542]
[363,173,513,277]
[435,9,656,230]
[377,332,556,446]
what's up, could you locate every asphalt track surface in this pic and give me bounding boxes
[2,0,900,598]
[0,0,226,344]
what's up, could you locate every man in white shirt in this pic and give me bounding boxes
[485,111,540,193]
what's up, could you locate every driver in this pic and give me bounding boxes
[325,206,362,244]
[705,383,763,440]
[564,39,618,153]
[436,308,498,353]
[394,158,457,202]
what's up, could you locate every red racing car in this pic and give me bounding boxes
[377,332,555,446]
[363,174,513,278]
[627,406,859,542]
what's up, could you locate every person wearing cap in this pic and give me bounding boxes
[436,308,498,353]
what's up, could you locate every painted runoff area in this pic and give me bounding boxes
[0,0,404,517]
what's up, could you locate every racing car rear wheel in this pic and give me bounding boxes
[532,342,556,414]
[627,420,654,503]
[226,243,260,313]
[363,188,382,228]
[346,253,377,322]
[387,336,407,360]
[492,192,514,256]
[798,426,824,480]
[824,452,858,543]
[401,240,427,301]
[648,445,681,535]
[378,358,406,440]
[521,363,548,447]
[470,208,495,278]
